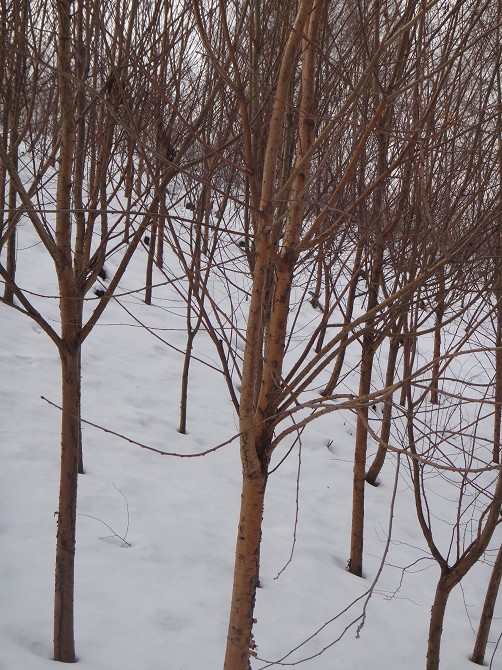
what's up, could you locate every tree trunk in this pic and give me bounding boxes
[54,344,81,663]
[77,347,83,474]
[493,263,502,463]
[426,573,453,670]
[321,245,363,396]
[179,330,195,434]
[53,0,78,658]
[224,470,268,670]
[3,186,16,304]
[2,0,27,304]
[145,220,156,305]
[430,268,445,404]
[365,323,402,485]
[349,255,384,575]
[471,542,502,665]
[349,339,374,577]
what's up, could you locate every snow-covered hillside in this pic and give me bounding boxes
[1,213,501,670]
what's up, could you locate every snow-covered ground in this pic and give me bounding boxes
[1,212,501,670]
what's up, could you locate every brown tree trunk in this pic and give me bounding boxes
[224,470,268,670]
[426,573,453,670]
[493,257,502,463]
[399,317,417,407]
[471,542,502,665]
[365,322,402,485]
[223,2,323,667]
[179,329,196,434]
[2,0,27,304]
[145,219,156,305]
[53,0,78,660]
[430,268,445,404]
[54,340,81,663]
[321,245,363,396]
[349,253,386,575]
[349,338,374,577]
[3,180,17,304]
[77,347,83,474]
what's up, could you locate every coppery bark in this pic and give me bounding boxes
[53,0,79,660]
[430,268,445,404]
[54,341,81,663]
[223,471,268,670]
[365,320,403,485]
[471,542,502,665]
[426,573,453,670]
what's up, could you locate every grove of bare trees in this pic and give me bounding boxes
[1,0,502,669]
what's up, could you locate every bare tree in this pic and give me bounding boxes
[189,0,486,666]
[0,0,221,660]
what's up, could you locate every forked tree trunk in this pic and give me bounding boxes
[411,416,502,670]
[222,2,321,667]
[224,470,268,670]
[471,542,502,665]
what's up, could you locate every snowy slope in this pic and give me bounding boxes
[1,214,501,670]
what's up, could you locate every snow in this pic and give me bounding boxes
[1,214,501,669]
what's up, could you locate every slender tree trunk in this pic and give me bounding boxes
[145,218,156,305]
[471,542,502,665]
[366,322,402,485]
[349,338,374,577]
[426,573,453,670]
[2,0,27,304]
[123,141,134,243]
[349,247,385,575]
[224,470,268,670]
[54,341,81,663]
[400,316,417,406]
[77,347,83,474]
[156,216,164,270]
[493,259,502,463]
[0,4,8,250]
[3,179,17,304]
[53,0,79,660]
[430,268,445,404]
[321,245,363,395]
[179,330,196,434]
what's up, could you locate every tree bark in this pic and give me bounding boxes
[53,0,79,659]
[426,573,453,670]
[365,321,402,485]
[54,343,81,663]
[179,329,196,434]
[430,268,445,404]
[471,542,502,665]
[349,338,374,577]
[144,219,156,305]
[224,470,268,670]
[493,255,502,463]
[321,245,363,396]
